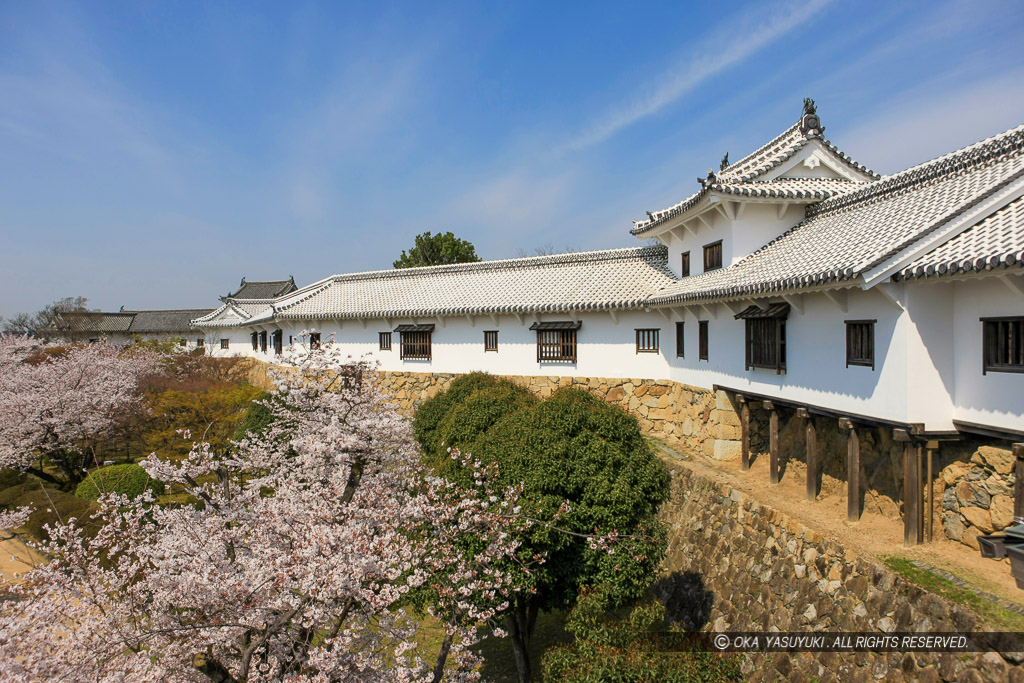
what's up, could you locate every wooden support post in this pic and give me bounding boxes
[895,429,923,546]
[926,440,938,543]
[797,408,816,500]
[1014,443,1024,526]
[739,396,750,471]
[841,418,860,522]
[765,401,779,484]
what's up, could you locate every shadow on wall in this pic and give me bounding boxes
[652,571,714,632]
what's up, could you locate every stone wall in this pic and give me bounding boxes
[373,370,742,458]
[657,460,1022,682]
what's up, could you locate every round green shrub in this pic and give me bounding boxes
[412,372,502,454]
[75,464,163,502]
[432,380,537,472]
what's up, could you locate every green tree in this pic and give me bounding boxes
[415,380,671,682]
[393,231,481,268]
[541,587,741,682]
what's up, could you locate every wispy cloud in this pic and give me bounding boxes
[565,0,833,151]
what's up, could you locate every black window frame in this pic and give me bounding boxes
[635,328,659,354]
[703,240,723,272]
[197,338,204,348]
[680,251,690,277]
[484,330,498,352]
[220,339,229,350]
[675,321,684,358]
[981,316,1024,374]
[745,317,787,374]
[251,332,258,351]
[379,332,392,351]
[272,330,283,356]
[259,330,268,353]
[845,320,876,370]
[400,330,432,360]
[309,332,321,349]
[698,321,709,361]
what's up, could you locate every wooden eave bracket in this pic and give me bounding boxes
[999,274,1024,303]
[875,282,905,310]
[782,293,804,314]
[822,289,849,313]
[608,309,618,324]
[699,302,718,319]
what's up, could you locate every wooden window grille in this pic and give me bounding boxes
[982,316,1024,374]
[531,322,579,362]
[845,320,875,369]
[675,321,684,358]
[484,330,498,352]
[400,331,432,360]
[309,333,321,349]
[197,338,204,348]
[680,251,690,277]
[635,328,659,353]
[703,240,723,271]
[259,331,267,353]
[251,332,258,351]
[745,318,786,374]
[379,332,392,351]
[220,339,229,350]
[698,321,708,361]
[272,330,283,356]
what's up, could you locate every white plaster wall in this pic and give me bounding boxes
[951,275,1024,432]
[902,282,956,431]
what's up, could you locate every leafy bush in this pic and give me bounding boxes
[0,480,99,542]
[74,464,162,502]
[412,372,502,454]
[431,379,536,469]
[542,587,741,682]
[234,398,276,441]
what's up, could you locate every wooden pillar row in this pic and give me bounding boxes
[765,401,779,484]
[739,396,750,471]
[1014,443,1024,526]
[796,408,817,501]
[840,418,860,522]
[896,428,923,546]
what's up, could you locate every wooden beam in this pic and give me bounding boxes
[466,315,476,327]
[722,300,744,316]
[822,289,848,313]
[608,309,618,324]
[437,316,447,328]
[903,444,924,546]
[696,213,714,231]
[741,400,750,471]
[843,420,861,522]
[656,308,671,321]
[735,202,746,219]
[801,410,817,501]
[875,282,905,310]
[489,313,499,326]
[359,318,367,329]
[699,302,718,320]
[725,201,739,220]
[683,220,699,236]
[782,293,804,315]
[513,312,524,325]
[1014,443,1024,526]
[926,443,937,543]
[776,202,789,220]
[765,401,779,485]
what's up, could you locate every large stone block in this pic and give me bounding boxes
[713,439,742,461]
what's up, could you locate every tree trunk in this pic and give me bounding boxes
[507,598,534,682]
[432,630,455,682]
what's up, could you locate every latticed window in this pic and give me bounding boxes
[698,321,708,361]
[251,332,258,351]
[259,331,268,353]
[379,332,392,351]
[220,339,229,350]
[675,321,684,358]
[272,330,283,355]
[635,328,659,353]
[309,333,321,349]
[736,302,789,374]
[982,317,1024,374]
[680,251,690,277]
[703,240,722,271]
[530,321,580,362]
[197,338,204,348]
[846,320,875,369]
[396,324,434,360]
[484,330,498,352]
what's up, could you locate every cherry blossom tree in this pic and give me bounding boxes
[0,343,532,682]
[0,335,157,487]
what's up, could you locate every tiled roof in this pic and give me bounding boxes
[224,277,297,301]
[647,124,1024,305]
[273,247,675,320]
[631,118,878,236]
[124,309,213,334]
[52,311,135,334]
[898,194,1024,280]
[192,300,276,328]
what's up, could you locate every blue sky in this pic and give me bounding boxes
[2,0,1023,317]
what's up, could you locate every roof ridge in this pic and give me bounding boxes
[719,121,802,177]
[324,245,668,283]
[808,124,1024,219]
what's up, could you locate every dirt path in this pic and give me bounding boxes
[656,442,1024,611]
[0,536,45,585]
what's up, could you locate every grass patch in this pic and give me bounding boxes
[882,555,1024,631]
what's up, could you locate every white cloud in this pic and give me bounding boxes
[565,0,834,151]
[448,170,574,233]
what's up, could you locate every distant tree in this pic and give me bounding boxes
[514,243,578,258]
[394,231,481,268]
[1,297,94,336]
